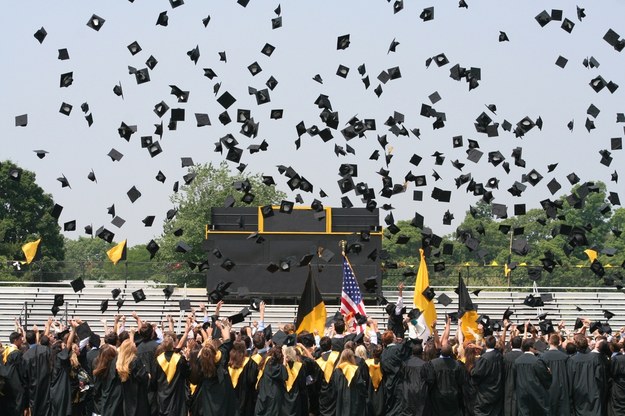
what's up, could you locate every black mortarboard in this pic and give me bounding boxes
[437,293,452,307]
[111,288,121,299]
[53,294,64,307]
[86,14,105,31]
[100,299,109,313]
[146,240,159,259]
[70,277,85,293]
[132,289,146,303]
[422,286,435,301]
[163,285,174,300]
[603,310,615,320]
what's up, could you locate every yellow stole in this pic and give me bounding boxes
[157,352,181,384]
[229,357,249,388]
[285,361,302,392]
[365,359,382,391]
[337,362,358,387]
[251,353,262,366]
[2,345,17,364]
[316,350,340,383]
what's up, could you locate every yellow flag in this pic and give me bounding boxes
[107,240,127,265]
[22,239,42,264]
[584,249,598,263]
[414,248,437,334]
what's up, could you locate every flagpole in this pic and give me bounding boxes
[508,230,513,289]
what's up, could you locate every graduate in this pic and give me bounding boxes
[117,334,150,416]
[1,331,26,416]
[330,348,367,416]
[400,340,429,416]
[281,345,309,416]
[471,335,504,416]
[380,329,412,415]
[22,328,52,416]
[92,344,118,416]
[255,346,288,416]
[189,320,237,416]
[513,338,551,416]
[49,324,76,416]
[155,322,192,416]
[540,334,571,416]
[228,340,259,416]
[502,336,523,416]
[568,334,608,415]
[315,336,340,416]
[609,341,625,416]
[424,344,465,416]
[135,321,159,416]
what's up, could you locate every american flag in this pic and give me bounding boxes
[340,255,367,333]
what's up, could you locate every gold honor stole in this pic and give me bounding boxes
[2,345,17,364]
[365,359,382,391]
[157,352,181,384]
[285,361,303,392]
[315,350,340,383]
[229,357,249,388]
[337,362,358,387]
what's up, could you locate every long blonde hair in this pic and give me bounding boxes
[116,339,137,382]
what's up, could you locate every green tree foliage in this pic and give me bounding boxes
[153,162,287,287]
[0,161,65,281]
[383,182,625,289]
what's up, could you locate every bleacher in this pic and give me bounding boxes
[0,281,623,341]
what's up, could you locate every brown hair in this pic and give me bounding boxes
[229,341,247,369]
[197,343,218,378]
[93,345,117,378]
[338,348,356,366]
[381,330,395,347]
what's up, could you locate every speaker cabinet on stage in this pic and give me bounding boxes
[203,207,382,297]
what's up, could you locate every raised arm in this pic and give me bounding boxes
[131,311,143,330]
[441,315,451,347]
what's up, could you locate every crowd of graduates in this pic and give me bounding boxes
[1,292,625,416]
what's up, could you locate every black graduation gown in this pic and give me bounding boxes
[122,357,150,416]
[84,347,100,416]
[540,349,571,416]
[472,349,504,416]
[316,351,340,416]
[230,356,259,416]
[381,343,411,415]
[424,357,465,416]
[282,360,308,416]
[331,362,367,416]
[136,339,158,416]
[100,357,123,416]
[300,355,322,416]
[50,348,73,416]
[255,360,287,416]
[568,351,607,416]
[513,353,551,416]
[155,351,189,416]
[503,350,523,416]
[364,358,384,416]
[400,356,429,416]
[608,353,625,416]
[23,345,52,416]
[461,363,478,416]
[1,347,25,416]
[189,341,237,416]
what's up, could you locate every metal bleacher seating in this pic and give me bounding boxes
[0,281,623,342]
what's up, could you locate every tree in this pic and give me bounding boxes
[154,162,287,286]
[382,182,625,289]
[0,161,65,281]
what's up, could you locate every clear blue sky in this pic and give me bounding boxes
[2,0,624,246]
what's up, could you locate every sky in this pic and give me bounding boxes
[2,0,625,247]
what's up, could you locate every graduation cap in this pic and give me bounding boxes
[100,299,109,313]
[53,294,64,307]
[603,310,615,321]
[132,289,146,303]
[70,277,85,293]
[111,288,121,299]
[163,285,175,300]
[437,293,452,307]
[422,286,435,301]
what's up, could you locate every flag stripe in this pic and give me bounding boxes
[340,254,367,333]
[413,248,437,331]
